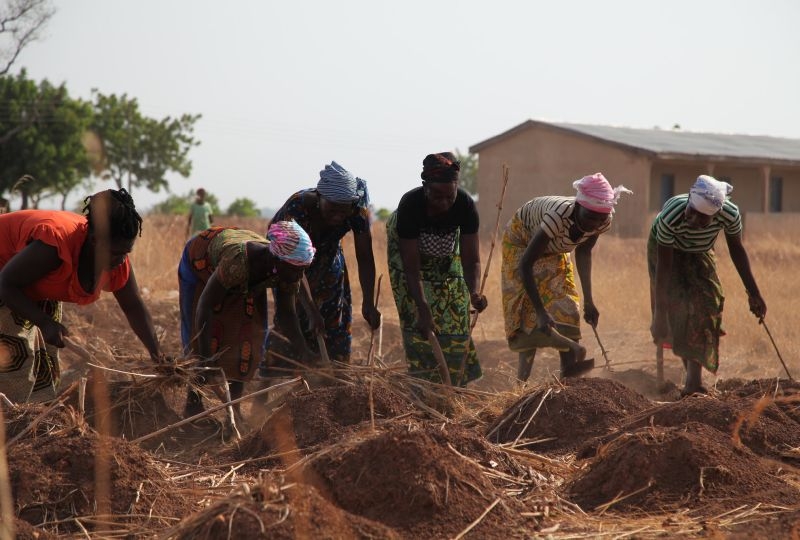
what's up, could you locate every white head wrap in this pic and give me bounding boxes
[688,175,733,215]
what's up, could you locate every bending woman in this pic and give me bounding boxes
[0,189,164,402]
[262,161,380,370]
[387,152,487,387]
[649,175,766,396]
[502,173,631,381]
[179,221,316,417]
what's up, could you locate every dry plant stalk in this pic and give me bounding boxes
[0,403,14,540]
[457,163,510,385]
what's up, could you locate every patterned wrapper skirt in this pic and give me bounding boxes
[386,212,481,387]
[647,232,723,373]
[0,300,63,403]
[501,216,581,352]
[179,233,268,382]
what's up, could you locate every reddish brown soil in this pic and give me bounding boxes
[579,391,800,465]
[566,422,800,515]
[485,377,652,453]
[306,422,539,539]
[168,478,400,540]
[7,406,192,536]
[227,382,413,464]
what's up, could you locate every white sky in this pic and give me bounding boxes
[14,0,800,213]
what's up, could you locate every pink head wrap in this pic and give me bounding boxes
[573,172,633,214]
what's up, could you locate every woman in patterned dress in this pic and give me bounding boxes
[502,173,631,382]
[179,221,315,416]
[261,162,381,372]
[387,152,488,387]
[649,175,766,396]
[0,189,164,403]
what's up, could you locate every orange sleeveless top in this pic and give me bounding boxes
[0,210,130,305]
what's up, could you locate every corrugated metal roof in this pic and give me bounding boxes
[470,120,800,164]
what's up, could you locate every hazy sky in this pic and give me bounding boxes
[15,0,800,213]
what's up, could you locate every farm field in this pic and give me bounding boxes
[4,214,800,539]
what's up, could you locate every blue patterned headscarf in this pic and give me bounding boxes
[317,161,369,208]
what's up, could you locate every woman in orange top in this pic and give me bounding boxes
[0,189,164,403]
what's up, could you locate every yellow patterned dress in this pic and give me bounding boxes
[501,196,610,352]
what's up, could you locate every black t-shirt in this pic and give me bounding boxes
[395,187,479,256]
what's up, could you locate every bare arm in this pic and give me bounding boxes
[113,266,163,361]
[574,234,600,326]
[726,232,766,318]
[353,228,381,328]
[0,240,69,346]
[275,284,317,362]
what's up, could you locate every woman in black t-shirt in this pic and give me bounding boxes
[386,152,487,386]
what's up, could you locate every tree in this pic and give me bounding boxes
[0,71,92,209]
[374,207,391,221]
[0,0,54,76]
[90,91,201,195]
[226,197,259,217]
[454,148,478,196]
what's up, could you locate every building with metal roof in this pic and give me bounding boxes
[470,120,800,236]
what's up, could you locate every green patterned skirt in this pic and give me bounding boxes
[647,231,724,373]
[386,212,481,386]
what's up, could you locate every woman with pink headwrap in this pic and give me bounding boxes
[178,221,316,417]
[649,175,766,396]
[501,173,631,382]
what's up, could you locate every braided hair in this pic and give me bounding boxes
[82,188,143,240]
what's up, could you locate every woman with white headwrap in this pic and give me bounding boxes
[649,175,767,396]
[262,161,381,371]
[502,173,632,382]
[178,221,316,417]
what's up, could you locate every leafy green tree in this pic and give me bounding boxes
[0,70,92,208]
[374,207,391,221]
[90,91,201,195]
[226,197,260,217]
[454,148,478,196]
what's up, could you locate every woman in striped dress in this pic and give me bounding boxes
[502,173,631,382]
[649,175,766,396]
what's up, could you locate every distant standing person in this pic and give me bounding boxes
[261,161,381,371]
[0,189,165,403]
[502,173,632,382]
[187,188,214,238]
[650,175,766,396]
[387,152,487,387]
[179,221,317,417]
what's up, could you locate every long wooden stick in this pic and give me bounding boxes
[0,403,14,540]
[428,330,452,386]
[300,275,330,365]
[366,274,383,366]
[131,377,302,444]
[760,317,794,380]
[457,163,510,385]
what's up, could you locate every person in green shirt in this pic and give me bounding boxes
[186,188,214,237]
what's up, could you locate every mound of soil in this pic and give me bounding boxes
[486,378,652,453]
[229,382,413,462]
[11,518,58,540]
[715,377,800,398]
[4,402,86,441]
[307,423,536,539]
[8,423,190,535]
[169,479,399,540]
[578,393,800,465]
[566,422,800,515]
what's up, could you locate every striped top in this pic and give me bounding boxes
[508,196,611,254]
[652,194,742,252]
